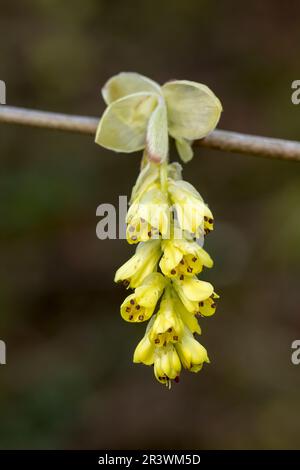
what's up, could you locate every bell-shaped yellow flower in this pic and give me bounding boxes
[130,161,160,203]
[95,72,222,163]
[159,237,213,278]
[126,185,170,244]
[197,291,220,317]
[173,276,214,313]
[133,325,182,387]
[149,294,184,346]
[120,273,166,322]
[114,240,161,288]
[153,344,181,386]
[176,327,209,373]
[168,178,214,235]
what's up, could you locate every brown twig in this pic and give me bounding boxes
[0,105,300,162]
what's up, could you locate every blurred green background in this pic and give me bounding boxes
[0,0,300,450]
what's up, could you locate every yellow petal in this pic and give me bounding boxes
[159,241,183,276]
[102,72,161,104]
[127,185,170,239]
[204,206,214,234]
[198,292,220,317]
[180,277,214,301]
[168,179,207,234]
[172,238,213,270]
[149,296,184,345]
[139,186,170,226]
[130,162,160,203]
[173,277,214,313]
[154,345,181,383]
[135,273,166,308]
[126,216,153,244]
[95,92,157,153]
[168,178,204,202]
[175,328,209,371]
[174,201,205,235]
[114,240,161,288]
[175,299,201,334]
[120,292,155,323]
[162,80,222,140]
[133,334,155,365]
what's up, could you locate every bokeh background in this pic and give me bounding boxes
[0,0,300,450]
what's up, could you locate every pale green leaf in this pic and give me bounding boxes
[162,80,222,140]
[146,99,169,163]
[175,138,194,163]
[102,72,161,105]
[95,92,157,153]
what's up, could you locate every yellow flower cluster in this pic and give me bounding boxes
[115,162,219,387]
[95,72,222,387]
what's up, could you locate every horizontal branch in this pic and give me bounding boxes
[0,106,98,135]
[194,130,300,162]
[0,105,300,162]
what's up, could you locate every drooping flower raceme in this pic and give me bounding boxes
[95,72,222,388]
